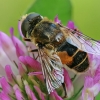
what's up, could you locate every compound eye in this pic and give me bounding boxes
[21,19,30,37]
[21,13,42,38]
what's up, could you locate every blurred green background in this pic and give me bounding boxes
[0,0,100,99]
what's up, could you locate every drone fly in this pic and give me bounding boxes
[21,13,100,95]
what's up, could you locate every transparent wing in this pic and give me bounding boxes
[38,49,64,94]
[65,27,100,55]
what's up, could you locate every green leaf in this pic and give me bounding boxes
[96,93,100,100]
[26,0,72,25]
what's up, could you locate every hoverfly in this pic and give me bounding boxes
[21,13,100,95]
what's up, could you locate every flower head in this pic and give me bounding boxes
[0,27,74,100]
[82,66,100,100]
[0,16,100,100]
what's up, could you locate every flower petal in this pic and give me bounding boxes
[54,16,61,24]
[88,54,100,75]
[0,77,13,94]
[5,65,16,84]
[34,86,45,100]
[0,91,11,100]
[19,56,28,65]
[28,71,44,81]
[0,43,18,75]
[28,71,43,76]
[50,91,63,100]
[25,56,41,70]
[93,66,100,84]
[82,74,100,100]
[15,43,25,57]
[67,21,75,29]
[0,31,19,63]
[82,91,94,100]
[16,75,24,89]
[87,82,100,97]
[13,84,25,100]
[84,76,94,88]
[10,27,27,56]
[25,84,37,100]
[18,63,26,76]
[0,65,6,76]
[63,68,74,98]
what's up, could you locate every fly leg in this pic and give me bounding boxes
[23,38,39,59]
[62,83,67,98]
[71,74,77,81]
[23,38,31,42]
[28,48,39,60]
[62,74,77,98]
[28,49,38,52]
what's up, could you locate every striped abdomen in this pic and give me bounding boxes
[57,41,89,72]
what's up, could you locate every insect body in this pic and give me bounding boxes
[21,13,100,94]
[32,19,89,73]
[57,41,89,72]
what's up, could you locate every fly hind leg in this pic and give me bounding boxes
[71,74,77,81]
[62,83,67,98]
